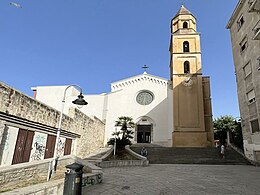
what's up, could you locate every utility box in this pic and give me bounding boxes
[63,162,84,195]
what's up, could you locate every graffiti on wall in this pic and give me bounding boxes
[30,134,46,161]
[57,137,65,157]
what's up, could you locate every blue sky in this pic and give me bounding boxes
[0,0,239,119]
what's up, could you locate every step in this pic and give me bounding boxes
[130,146,250,165]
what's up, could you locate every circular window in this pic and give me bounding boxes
[136,91,154,105]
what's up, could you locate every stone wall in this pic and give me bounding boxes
[0,155,103,194]
[1,173,103,195]
[0,158,55,190]
[68,108,105,158]
[0,83,60,128]
[0,82,105,162]
[202,77,214,147]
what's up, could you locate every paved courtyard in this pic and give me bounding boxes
[84,164,260,195]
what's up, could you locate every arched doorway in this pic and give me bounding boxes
[135,116,154,143]
[137,125,152,143]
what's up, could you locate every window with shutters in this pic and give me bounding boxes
[247,90,256,104]
[237,15,244,30]
[243,62,252,77]
[240,36,248,54]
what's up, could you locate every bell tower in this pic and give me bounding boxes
[170,6,214,147]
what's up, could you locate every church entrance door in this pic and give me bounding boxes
[137,125,152,143]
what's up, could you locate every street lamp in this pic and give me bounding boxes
[48,84,88,180]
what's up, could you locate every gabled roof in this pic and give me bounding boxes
[111,72,168,85]
[111,72,170,92]
[172,5,195,20]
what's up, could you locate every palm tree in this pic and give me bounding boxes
[115,116,135,141]
[108,116,135,150]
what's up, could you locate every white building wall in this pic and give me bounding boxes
[79,94,107,121]
[1,126,19,166]
[33,86,106,122]
[32,86,81,115]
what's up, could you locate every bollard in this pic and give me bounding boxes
[63,162,84,195]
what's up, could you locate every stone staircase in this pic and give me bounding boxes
[130,144,250,165]
[84,147,112,164]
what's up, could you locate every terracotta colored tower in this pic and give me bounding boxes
[170,6,214,147]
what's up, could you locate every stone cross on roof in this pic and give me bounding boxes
[142,65,149,73]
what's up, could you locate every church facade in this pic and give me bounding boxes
[86,72,173,147]
[33,6,214,147]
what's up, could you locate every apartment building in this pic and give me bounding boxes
[227,0,260,164]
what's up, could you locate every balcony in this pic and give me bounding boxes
[252,20,260,40]
[248,0,260,12]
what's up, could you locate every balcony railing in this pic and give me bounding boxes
[248,0,260,12]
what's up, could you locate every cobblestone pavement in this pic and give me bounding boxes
[84,164,260,195]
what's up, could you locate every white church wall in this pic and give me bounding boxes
[105,74,173,147]
[104,100,121,142]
